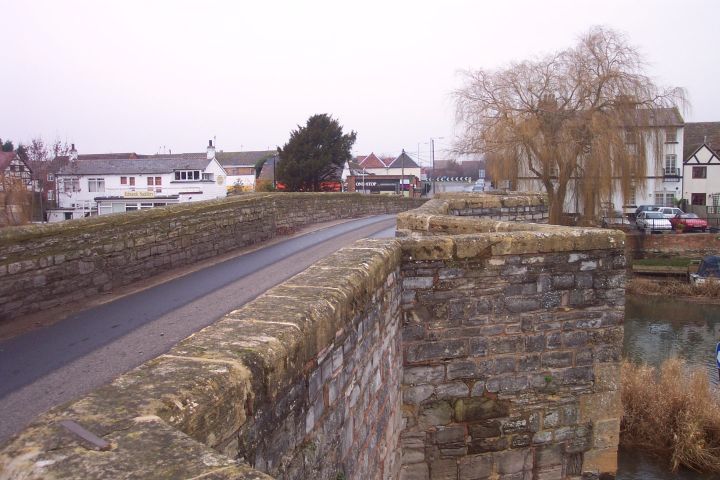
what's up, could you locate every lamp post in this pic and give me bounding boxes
[401,149,405,197]
[430,137,444,196]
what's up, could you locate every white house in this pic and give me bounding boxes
[216,150,276,192]
[48,141,227,222]
[682,122,720,213]
[515,107,684,216]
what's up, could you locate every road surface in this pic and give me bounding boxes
[0,214,396,444]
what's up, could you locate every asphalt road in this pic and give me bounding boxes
[0,214,397,444]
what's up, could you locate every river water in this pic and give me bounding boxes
[616,295,720,480]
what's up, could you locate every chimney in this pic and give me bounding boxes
[207,139,215,160]
[69,143,78,162]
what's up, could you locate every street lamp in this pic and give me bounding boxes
[431,137,444,196]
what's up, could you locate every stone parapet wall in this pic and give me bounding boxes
[0,193,424,322]
[0,193,624,480]
[0,239,404,480]
[399,231,625,480]
[397,192,550,237]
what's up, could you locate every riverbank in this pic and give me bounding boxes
[626,277,720,304]
[621,358,720,474]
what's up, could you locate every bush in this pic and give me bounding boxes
[621,358,720,473]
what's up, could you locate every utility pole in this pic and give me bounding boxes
[430,137,444,196]
[401,149,405,197]
[431,139,436,196]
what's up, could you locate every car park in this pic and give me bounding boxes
[636,211,672,232]
[670,213,708,232]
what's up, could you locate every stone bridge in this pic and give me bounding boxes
[0,192,624,480]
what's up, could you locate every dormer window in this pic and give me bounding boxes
[665,128,677,143]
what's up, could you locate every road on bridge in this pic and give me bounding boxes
[0,214,397,444]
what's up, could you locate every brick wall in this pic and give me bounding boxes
[0,193,424,322]
[626,231,720,260]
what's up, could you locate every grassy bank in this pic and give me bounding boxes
[627,277,720,298]
[632,257,696,268]
[621,358,720,473]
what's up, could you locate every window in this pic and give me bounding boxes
[175,170,200,181]
[628,183,636,206]
[692,167,707,179]
[88,178,105,193]
[58,178,80,193]
[125,203,138,212]
[47,173,54,181]
[654,192,675,207]
[625,129,635,144]
[665,128,677,143]
[121,177,127,185]
[664,154,678,175]
[202,172,214,181]
[47,189,54,200]
[691,193,706,206]
[146,176,162,192]
[129,177,135,186]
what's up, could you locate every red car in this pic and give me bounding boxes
[670,213,708,232]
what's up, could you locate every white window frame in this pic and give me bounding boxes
[664,154,677,176]
[88,177,105,193]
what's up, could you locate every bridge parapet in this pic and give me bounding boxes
[0,192,624,480]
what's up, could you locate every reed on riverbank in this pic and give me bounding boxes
[626,277,720,298]
[621,358,720,473]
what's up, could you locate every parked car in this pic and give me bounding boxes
[689,256,720,285]
[601,212,632,229]
[670,213,708,232]
[634,205,662,218]
[656,206,684,219]
[636,211,672,232]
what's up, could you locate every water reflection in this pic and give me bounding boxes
[618,296,720,480]
[623,295,720,385]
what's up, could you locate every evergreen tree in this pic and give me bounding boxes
[1,139,14,152]
[277,114,356,191]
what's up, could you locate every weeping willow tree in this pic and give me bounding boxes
[454,26,685,224]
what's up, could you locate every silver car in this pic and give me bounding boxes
[636,211,672,232]
[656,206,684,219]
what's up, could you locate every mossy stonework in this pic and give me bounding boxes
[0,193,424,322]
[0,192,624,480]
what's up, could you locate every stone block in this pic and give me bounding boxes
[430,458,458,480]
[401,463,430,480]
[404,365,446,385]
[406,340,467,363]
[455,397,509,423]
[418,401,454,429]
[404,385,435,405]
[458,454,493,480]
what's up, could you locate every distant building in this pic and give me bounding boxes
[514,107,684,216]
[345,151,422,196]
[0,151,34,192]
[48,141,227,222]
[0,151,35,226]
[217,150,276,192]
[683,122,720,213]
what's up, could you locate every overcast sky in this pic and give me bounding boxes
[2,0,718,164]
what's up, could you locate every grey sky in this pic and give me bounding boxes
[2,0,718,164]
